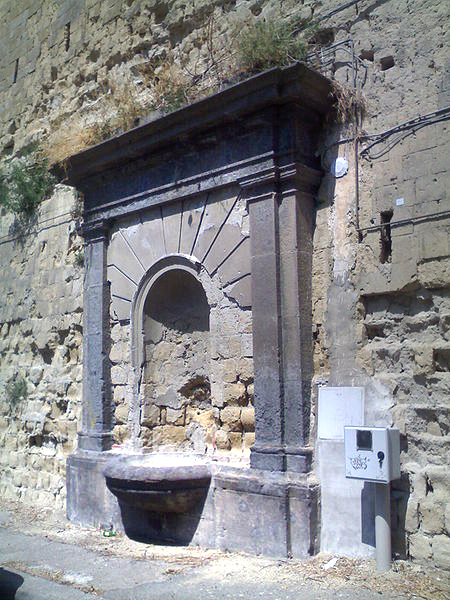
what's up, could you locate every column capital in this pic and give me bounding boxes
[81,220,110,244]
[238,166,279,203]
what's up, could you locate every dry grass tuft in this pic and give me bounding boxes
[43,78,148,166]
[329,80,367,125]
[42,16,360,167]
[43,121,104,166]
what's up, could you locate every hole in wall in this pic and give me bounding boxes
[434,347,450,372]
[365,322,386,340]
[65,22,71,51]
[380,209,393,263]
[380,55,395,71]
[360,49,374,62]
[40,346,54,365]
[13,58,19,83]
[309,28,335,46]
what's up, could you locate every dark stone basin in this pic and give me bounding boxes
[103,453,211,514]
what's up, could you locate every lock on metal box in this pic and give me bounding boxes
[344,426,400,484]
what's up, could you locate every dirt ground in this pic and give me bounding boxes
[0,498,448,600]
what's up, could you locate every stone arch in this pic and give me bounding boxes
[131,255,219,452]
[131,254,208,370]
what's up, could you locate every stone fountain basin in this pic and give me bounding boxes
[103,453,211,514]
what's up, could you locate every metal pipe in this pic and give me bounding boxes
[375,482,392,571]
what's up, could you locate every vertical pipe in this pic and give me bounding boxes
[375,482,392,571]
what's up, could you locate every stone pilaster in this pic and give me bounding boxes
[246,178,284,471]
[243,164,318,473]
[278,172,316,473]
[77,221,113,452]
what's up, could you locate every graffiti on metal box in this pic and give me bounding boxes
[349,456,369,470]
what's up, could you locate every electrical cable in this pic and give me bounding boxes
[359,107,450,159]
[320,107,450,161]
[358,210,450,233]
[316,0,362,22]
[0,210,76,245]
[306,39,368,87]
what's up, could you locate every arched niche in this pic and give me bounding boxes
[132,256,217,452]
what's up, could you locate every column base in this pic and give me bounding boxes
[66,449,120,528]
[215,466,319,557]
[250,445,313,473]
[77,431,113,452]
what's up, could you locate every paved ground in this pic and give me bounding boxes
[0,501,448,600]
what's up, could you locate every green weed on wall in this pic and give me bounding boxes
[0,147,55,220]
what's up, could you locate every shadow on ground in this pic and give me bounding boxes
[0,567,24,600]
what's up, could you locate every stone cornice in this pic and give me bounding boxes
[61,63,332,188]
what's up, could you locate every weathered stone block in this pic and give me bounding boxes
[223,382,246,404]
[240,406,255,432]
[152,425,186,446]
[432,535,450,569]
[229,431,243,451]
[418,226,449,262]
[153,387,183,409]
[113,385,126,403]
[237,358,253,383]
[243,432,255,449]
[409,533,432,561]
[220,406,242,432]
[111,365,127,385]
[420,496,445,534]
[165,407,185,425]
[221,358,237,383]
[109,341,128,364]
[113,425,129,444]
[414,345,435,375]
[141,404,160,427]
[114,403,128,425]
[186,407,215,429]
[214,429,230,450]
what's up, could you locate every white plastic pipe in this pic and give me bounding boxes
[375,482,392,571]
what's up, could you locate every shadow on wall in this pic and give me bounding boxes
[360,479,410,558]
[361,482,376,548]
[391,474,410,559]
[0,567,24,600]
[144,269,210,335]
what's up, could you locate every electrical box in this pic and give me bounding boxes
[344,426,400,484]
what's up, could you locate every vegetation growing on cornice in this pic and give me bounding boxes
[43,15,327,168]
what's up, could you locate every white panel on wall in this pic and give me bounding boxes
[318,386,364,440]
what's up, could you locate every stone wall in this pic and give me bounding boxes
[141,268,255,455]
[0,0,448,569]
[0,186,83,509]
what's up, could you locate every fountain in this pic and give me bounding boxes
[65,63,333,557]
